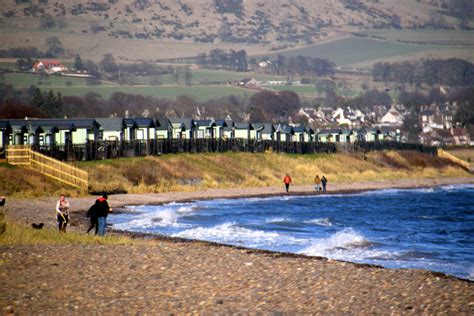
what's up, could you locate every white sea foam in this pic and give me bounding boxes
[265,217,293,224]
[113,206,190,231]
[305,217,333,227]
[298,228,392,261]
[172,222,303,247]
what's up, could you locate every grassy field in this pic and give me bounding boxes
[266,36,442,67]
[266,32,474,68]
[1,151,469,198]
[55,85,254,100]
[3,73,255,100]
[366,29,474,46]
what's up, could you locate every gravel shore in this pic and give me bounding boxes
[1,177,474,314]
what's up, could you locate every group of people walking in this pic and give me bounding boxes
[55,192,111,235]
[283,174,328,193]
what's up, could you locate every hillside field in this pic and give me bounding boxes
[263,35,474,68]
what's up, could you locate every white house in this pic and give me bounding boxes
[380,107,404,126]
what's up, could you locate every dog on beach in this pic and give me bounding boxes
[31,223,44,229]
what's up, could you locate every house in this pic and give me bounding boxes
[238,78,260,88]
[380,107,404,127]
[194,120,215,139]
[419,105,453,133]
[32,60,67,74]
[451,127,470,145]
[332,108,352,126]
[169,118,193,139]
[96,117,124,141]
[419,128,454,146]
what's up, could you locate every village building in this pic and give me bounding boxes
[32,60,67,74]
[419,105,453,133]
[237,78,260,88]
[380,106,404,127]
[451,127,470,146]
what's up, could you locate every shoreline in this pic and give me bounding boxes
[1,176,474,313]
[103,176,474,209]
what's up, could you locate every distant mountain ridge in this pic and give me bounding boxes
[2,0,468,45]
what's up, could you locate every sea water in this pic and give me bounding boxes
[109,184,474,280]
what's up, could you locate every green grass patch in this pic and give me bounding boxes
[0,217,133,245]
[365,29,474,46]
[266,36,441,67]
[51,85,254,100]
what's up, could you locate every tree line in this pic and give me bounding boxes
[372,58,474,86]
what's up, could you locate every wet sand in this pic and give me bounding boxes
[1,177,474,314]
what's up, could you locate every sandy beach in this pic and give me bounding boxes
[1,177,474,314]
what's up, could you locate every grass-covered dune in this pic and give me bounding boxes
[0,150,470,198]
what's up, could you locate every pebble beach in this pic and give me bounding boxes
[1,177,474,314]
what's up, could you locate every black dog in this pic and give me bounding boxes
[31,223,44,229]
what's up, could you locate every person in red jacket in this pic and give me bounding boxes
[283,174,292,193]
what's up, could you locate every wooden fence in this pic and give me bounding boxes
[437,149,473,172]
[3,139,437,163]
[6,145,88,189]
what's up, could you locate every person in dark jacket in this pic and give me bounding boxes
[321,175,328,192]
[0,196,5,206]
[96,193,111,236]
[86,201,99,234]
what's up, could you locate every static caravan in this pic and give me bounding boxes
[194,120,216,139]
[318,129,341,143]
[293,126,309,142]
[133,118,156,141]
[234,123,252,140]
[156,119,171,140]
[6,120,29,145]
[213,120,228,139]
[169,118,194,139]
[96,117,124,141]
[0,121,12,148]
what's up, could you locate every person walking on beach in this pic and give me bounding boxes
[86,200,99,234]
[0,196,5,206]
[314,174,321,192]
[96,193,111,236]
[55,194,70,232]
[283,174,292,193]
[321,175,328,192]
